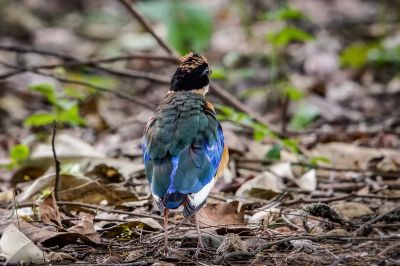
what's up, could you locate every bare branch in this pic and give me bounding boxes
[51,120,61,202]
[117,0,281,133]
[0,60,155,110]
[118,0,178,56]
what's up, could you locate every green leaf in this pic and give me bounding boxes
[264,7,307,21]
[64,87,90,100]
[340,43,376,69]
[56,104,85,126]
[281,138,300,154]
[10,144,30,163]
[167,3,213,54]
[30,83,57,105]
[283,85,304,101]
[140,1,219,54]
[368,46,400,66]
[67,72,116,89]
[266,27,313,47]
[210,68,226,79]
[56,99,77,111]
[308,156,331,166]
[24,113,55,127]
[265,144,281,160]
[252,123,271,141]
[289,105,320,129]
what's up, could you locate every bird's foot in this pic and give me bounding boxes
[192,239,206,260]
[162,245,169,257]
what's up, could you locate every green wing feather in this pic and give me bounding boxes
[146,92,207,159]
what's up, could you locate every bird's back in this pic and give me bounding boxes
[143,91,226,216]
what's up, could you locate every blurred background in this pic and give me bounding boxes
[0,0,399,191]
[0,1,400,264]
[1,0,400,148]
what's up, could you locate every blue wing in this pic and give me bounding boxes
[142,125,225,214]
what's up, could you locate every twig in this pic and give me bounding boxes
[118,0,281,134]
[283,193,400,206]
[238,159,375,172]
[0,60,155,110]
[0,69,25,79]
[94,65,170,83]
[353,206,400,237]
[0,57,170,85]
[14,200,185,224]
[238,159,400,178]
[14,54,178,71]
[254,234,400,255]
[118,0,177,56]
[210,81,281,133]
[0,44,75,61]
[378,242,400,257]
[371,223,400,229]
[13,189,20,230]
[280,94,290,135]
[51,121,61,203]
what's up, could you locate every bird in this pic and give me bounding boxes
[142,52,229,254]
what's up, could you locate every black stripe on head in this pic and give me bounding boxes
[171,52,210,92]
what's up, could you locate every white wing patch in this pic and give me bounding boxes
[187,178,215,209]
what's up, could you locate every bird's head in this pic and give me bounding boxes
[170,52,211,95]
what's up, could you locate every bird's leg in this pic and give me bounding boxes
[195,213,205,250]
[163,208,169,256]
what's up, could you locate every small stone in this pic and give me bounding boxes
[216,234,248,255]
[324,229,349,236]
[331,202,374,219]
[124,250,142,262]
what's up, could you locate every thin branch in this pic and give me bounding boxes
[0,43,76,61]
[238,159,400,178]
[94,65,170,83]
[118,0,281,134]
[0,44,178,64]
[353,206,400,237]
[15,200,183,224]
[18,53,179,70]
[281,94,290,134]
[0,61,155,110]
[118,0,177,56]
[0,69,25,79]
[378,242,400,257]
[51,120,61,203]
[0,52,171,85]
[283,193,400,206]
[13,189,20,230]
[254,234,400,255]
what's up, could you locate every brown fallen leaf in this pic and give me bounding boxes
[17,174,138,205]
[40,232,99,248]
[197,201,245,227]
[10,166,46,186]
[85,164,124,184]
[331,202,374,220]
[68,214,100,243]
[99,218,162,239]
[38,191,61,226]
